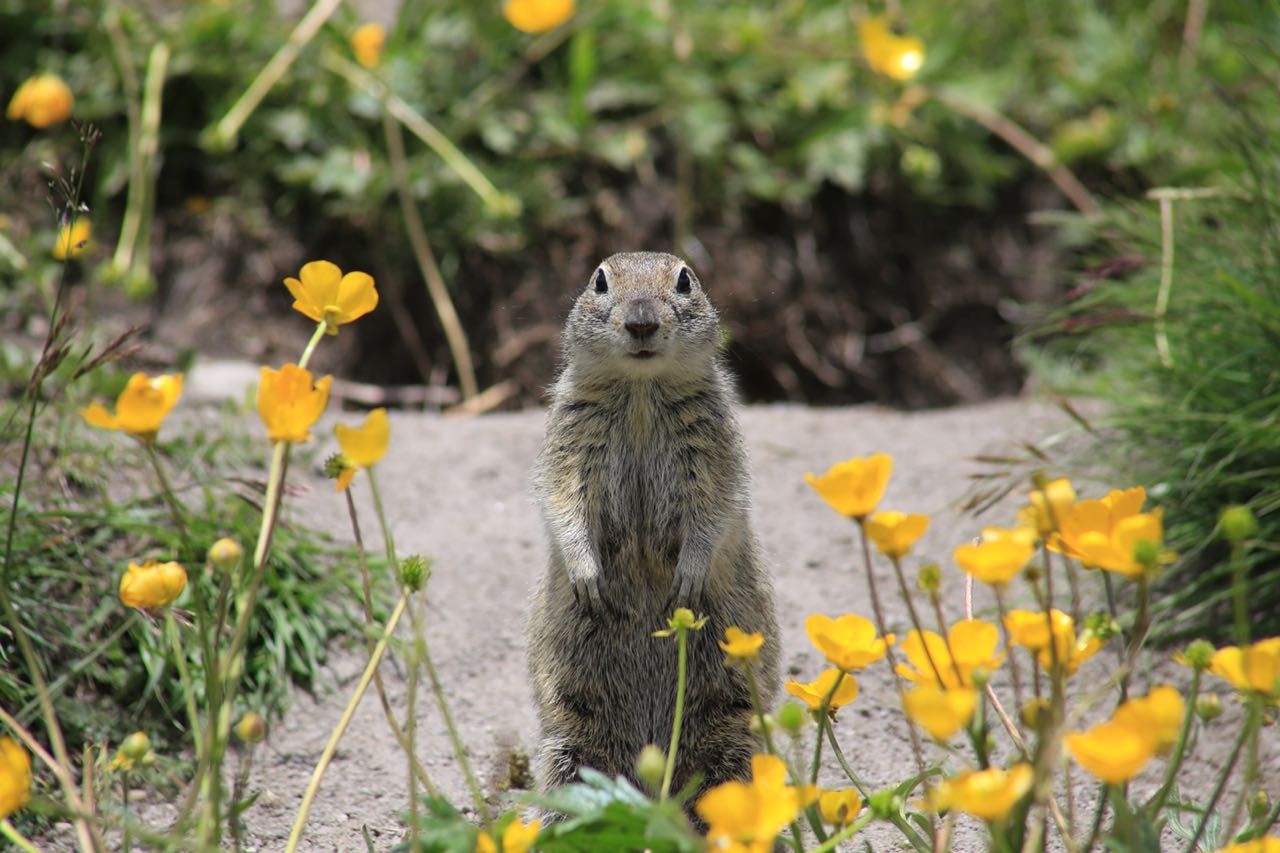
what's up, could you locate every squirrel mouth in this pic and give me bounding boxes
[630,350,657,359]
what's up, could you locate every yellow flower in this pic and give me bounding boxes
[119,560,187,609]
[1019,477,1077,535]
[927,763,1032,821]
[257,364,333,443]
[1003,609,1101,674]
[720,626,765,664]
[902,684,977,740]
[498,818,541,853]
[0,736,32,819]
[1210,838,1280,853]
[475,832,496,853]
[697,754,815,852]
[980,525,1039,548]
[283,260,378,332]
[805,453,892,519]
[6,72,73,128]
[865,511,929,558]
[805,613,893,671]
[896,620,1004,689]
[1050,487,1146,560]
[818,788,862,827]
[334,407,390,491]
[1112,685,1184,754]
[954,538,1033,586]
[350,23,386,69]
[53,218,91,260]
[1066,510,1165,578]
[81,372,184,442]
[1066,720,1154,784]
[785,668,858,713]
[1208,637,1280,703]
[858,16,925,81]
[503,0,574,33]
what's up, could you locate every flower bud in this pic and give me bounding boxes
[1132,539,1160,570]
[1219,505,1258,545]
[1194,693,1223,722]
[867,787,902,820]
[917,563,942,596]
[1180,639,1216,671]
[208,538,243,573]
[323,452,350,481]
[654,608,708,636]
[1021,698,1051,730]
[1249,790,1270,821]
[235,712,267,744]
[749,713,778,738]
[120,732,151,762]
[776,701,808,736]
[1084,612,1121,642]
[635,744,665,793]
[398,555,431,592]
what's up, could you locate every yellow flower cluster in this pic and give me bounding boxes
[1066,686,1184,783]
[1003,609,1102,674]
[475,818,540,853]
[926,763,1032,821]
[785,613,893,714]
[696,754,817,852]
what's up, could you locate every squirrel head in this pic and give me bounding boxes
[565,252,721,379]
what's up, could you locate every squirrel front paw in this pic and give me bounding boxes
[666,568,708,612]
[571,573,604,614]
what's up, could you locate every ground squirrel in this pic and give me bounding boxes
[527,251,779,812]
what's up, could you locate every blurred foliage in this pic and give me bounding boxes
[1,0,1275,402]
[1030,28,1280,640]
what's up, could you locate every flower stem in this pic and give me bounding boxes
[1,819,42,853]
[285,591,410,852]
[993,587,1026,748]
[1183,698,1255,853]
[298,321,327,370]
[143,440,188,545]
[165,610,202,761]
[1229,539,1251,647]
[823,724,931,853]
[406,600,421,853]
[744,666,776,756]
[660,624,689,801]
[808,812,875,853]
[121,771,132,853]
[417,641,487,819]
[889,555,948,685]
[1144,668,1200,816]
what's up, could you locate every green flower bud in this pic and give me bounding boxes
[1180,639,1216,671]
[323,452,350,481]
[1249,790,1271,821]
[917,563,942,596]
[120,731,151,762]
[1084,612,1121,642]
[235,712,267,744]
[749,713,778,738]
[1219,505,1259,545]
[867,787,902,820]
[1194,693,1223,722]
[654,608,708,637]
[398,555,431,592]
[1021,698,1051,730]
[635,744,665,793]
[208,538,243,573]
[777,701,808,736]
[1132,539,1160,570]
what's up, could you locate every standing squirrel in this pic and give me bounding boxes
[527,251,779,811]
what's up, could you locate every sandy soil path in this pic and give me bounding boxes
[228,398,1273,851]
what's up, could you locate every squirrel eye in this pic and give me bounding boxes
[594,269,608,293]
[675,267,692,294]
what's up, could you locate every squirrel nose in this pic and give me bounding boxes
[624,298,660,339]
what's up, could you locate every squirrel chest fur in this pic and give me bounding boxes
[527,251,779,808]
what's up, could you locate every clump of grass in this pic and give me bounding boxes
[1031,101,1280,641]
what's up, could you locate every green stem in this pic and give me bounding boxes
[367,468,397,565]
[121,771,132,853]
[298,322,327,370]
[1229,541,1251,647]
[1183,700,1255,853]
[660,626,689,801]
[823,725,931,853]
[0,820,41,853]
[285,592,410,852]
[743,666,775,756]
[406,598,421,853]
[1144,668,1201,816]
[209,0,346,148]
[143,441,188,543]
[1225,697,1262,839]
[809,812,875,853]
[994,588,1025,746]
[418,642,487,819]
[165,611,202,761]
[889,555,949,685]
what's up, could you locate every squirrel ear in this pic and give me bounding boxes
[593,268,608,293]
[676,267,692,294]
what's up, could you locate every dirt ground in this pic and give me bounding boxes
[167,396,1275,850]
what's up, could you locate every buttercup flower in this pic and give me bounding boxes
[6,72,73,127]
[1004,609,1102,674]
[53,218,91,260]
[334,407,390,491]
[119,560,187,609]
[902,684,977,740]
[1019,477,1076,535]
[1051,487,1146,560]
[257,364,333,443]
[503,0,574,33]
[283,260,378,333]
[1208,637,1280,704]
[926,763,1032,821]
[818,788,862,827]
[896,620,1004,689]
[350,22,386,68]
[720,626,765,664]
[866,511,929,558]
[697,754,816,852]
[477,818,540,853]
[1065,510,1165,579]
[1066,720,1153,783]
[954,538,1033,586]
[805,453,892,519]
[858,16,925,81]
[81,372,183,442]
[1210,838,1280,853]
[785,668,858,713]
[980,525,1039,548]
[805,613,893,671]
[1112,685,1184,753]
[0,736,32,819]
